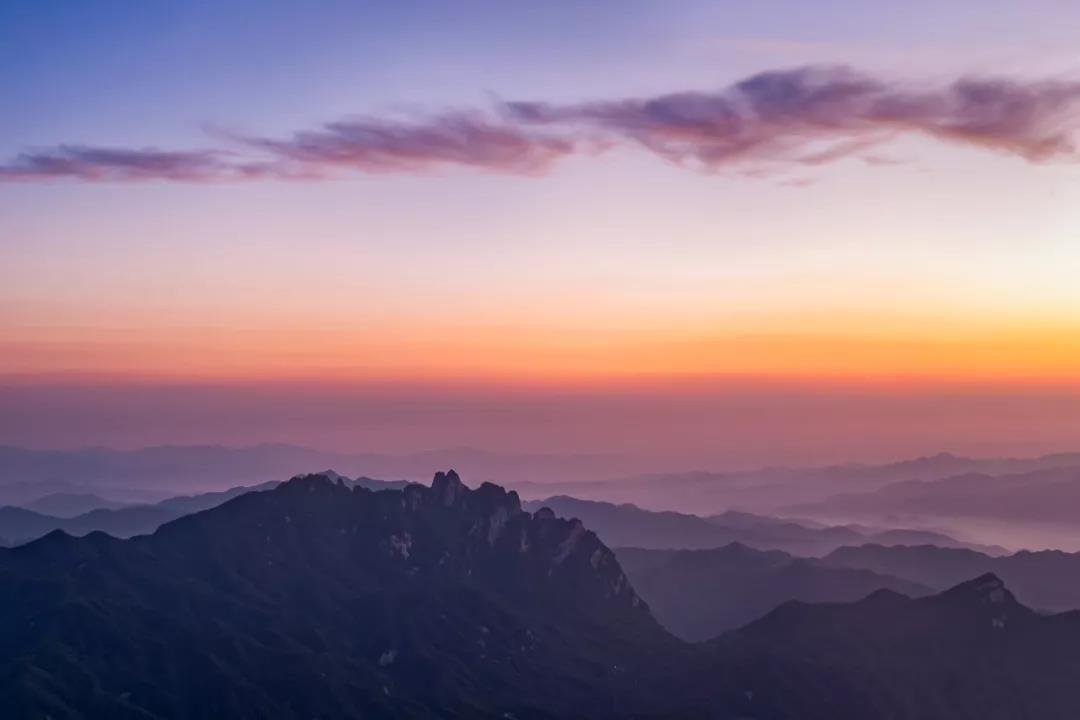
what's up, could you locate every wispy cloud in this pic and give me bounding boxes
[4,66,1080,183]
[239,113,577,176]
[0,145,246,182]
[506,66,1080,171]
[0,115,575,183]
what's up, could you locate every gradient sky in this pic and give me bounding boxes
[3,1,1080,464]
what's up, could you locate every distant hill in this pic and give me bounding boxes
[8,444,1080,517]
[0,444,639,502]
[617,543,930,640]
[526,495,1005,556]
[512,451,1080,515]
[791,466,1080,527]
[19,492,127,518]
[0,474,405,546]
[0,504,175,547]
[825,543,1080,612]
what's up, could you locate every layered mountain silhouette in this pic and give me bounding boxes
[695,574,1080,720]
[617,543,930,640]
[3,471,1080,718]
[0,475,404,547]
[0,444,635,501]
[19,492,128,518]
[792,465,1080,527]
[8,444,1080,518]
[512,450,1080,515]
[525,495,1005,556]
[826,543,1080,612]
[0,472,677,718]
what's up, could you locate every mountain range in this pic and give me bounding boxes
[525,495,1006,556]
[0,444,641,502]
[825,543,1080,612]
[695,573,1080,720]
[616,543,931,640]
[512,450,1080,515]
[0,474,404,547]
[0,472,674,718]
[18,492,129,518]
[2,471,1080,718]
[792,466,1080,527]
[8,444,1080,519]
[1,476,1005,555]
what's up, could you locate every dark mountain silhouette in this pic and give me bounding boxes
[825,543,1080,612]
[0,475,404,546]
[3,472,1080,718]
[691,574,1080,720]
[616,543,930,640]
[525,495,1004,556]
[0,471,680,719]
[0,504,175,547]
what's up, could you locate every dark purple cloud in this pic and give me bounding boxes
[506,66,1080,170]
[0,115,574,182]
[3,66,1079,183]
[242,113,577,176]
[0,145,244,182]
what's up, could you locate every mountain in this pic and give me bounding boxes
[511,451,1080,515]
[526,495,1004,556]
[9,444,1080,518]
[616,543,930,640]
[0,472,684,719]
[826,543,1080,612]
[19,492,127,518]
[688,574,1080,720]
[0,475,406,546]
[791,466,1080,527]
[0,444,640,502]
[2,472,1080,718]
[0,504,175,547]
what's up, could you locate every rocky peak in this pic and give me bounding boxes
[471,480,523,515]
[431,469,466,505]
[280,472,345,495]
[935,573,1023,627]
[236,470,655,627]
[942,572,1014,603]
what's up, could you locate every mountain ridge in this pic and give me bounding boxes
[825,542,1080,612]
[616,542,931,640]
[526,494,1006,556]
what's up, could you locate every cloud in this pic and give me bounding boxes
[0,115,575,183]
[0,145,244,182]
[240,113,577,176]
[3,66,1080,183]
[506,66,1080,171]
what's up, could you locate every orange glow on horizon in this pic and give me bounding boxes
[4,317,1080,389]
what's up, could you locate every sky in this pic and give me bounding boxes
[2,1,1080,465]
